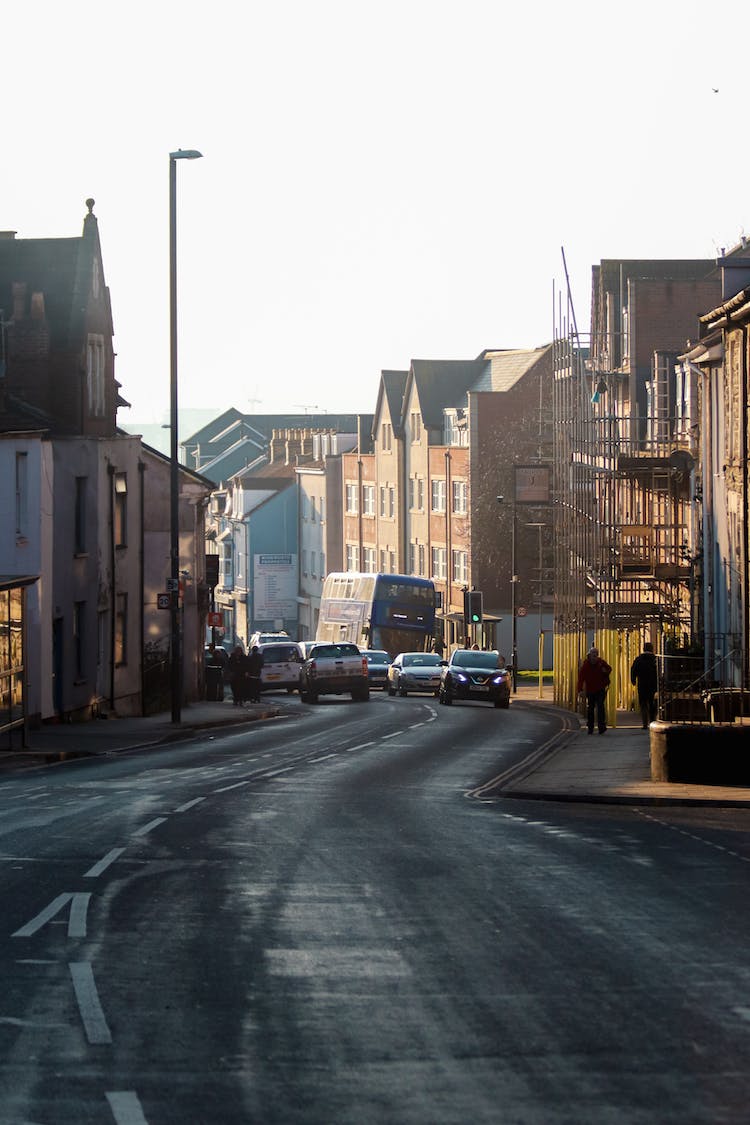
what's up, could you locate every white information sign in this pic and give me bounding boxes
[253,554,298,619]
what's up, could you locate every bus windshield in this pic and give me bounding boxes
[316,573,437,658]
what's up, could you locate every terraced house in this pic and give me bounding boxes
[343,347,555,661]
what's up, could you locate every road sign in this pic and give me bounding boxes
[517,606,527,617]
[157,593,171,610]
[166,578,179,592]
[208,611,223,627]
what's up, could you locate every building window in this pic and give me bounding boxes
[381,422,392,451]
[74,476,87,553]
[364,546,376,573]
[300,493,309,521]
[115,593,127,665]
[320,551,325,576]
[408,477,424,511]
[86,334,106,417]
[320,497,325,523]
[452,480,468,514]
[418,544,426,576]
[15,452,28,536]
[346,543,359,571]
[431,479,446,512]
[73,601,85,680]
[114,473,127,546]
[363,484,375,516]
[310,496,316,522]
[345,483,359,514]
[410,412,422,442]
[389,550,396,572]
[389,487,395,518]
[452,549,468,584]
[310,551,316,578]
[431,547,447,581]
[408,542,416,574]
[443,409,468,446]
[301,549,308,576]
[380,486,387,517]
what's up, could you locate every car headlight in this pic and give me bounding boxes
[452,672,468,682]
[491,674,508,685]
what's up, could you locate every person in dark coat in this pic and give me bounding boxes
[630,641,658,729]
[577,647,612,735]
[228,645,249,706]
[246,645,264,703]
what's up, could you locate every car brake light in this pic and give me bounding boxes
[309,660,317,677]
[361,657,368,674]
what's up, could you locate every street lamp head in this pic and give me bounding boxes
[170,149,203,160]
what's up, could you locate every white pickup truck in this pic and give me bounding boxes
[299,642,370,703]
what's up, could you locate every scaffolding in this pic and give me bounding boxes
[552,257,699,721]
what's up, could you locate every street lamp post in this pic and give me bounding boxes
[511,507,518,693]
[169,148,202,724]
[497,495,518,694]
[525,522,546,699]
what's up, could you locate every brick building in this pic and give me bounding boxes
[342,348,555,661]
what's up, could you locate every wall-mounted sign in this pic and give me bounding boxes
[514,465,551,505]
[254,554,298,619]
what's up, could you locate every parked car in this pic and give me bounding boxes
[299,642,370,703]
[362,649,391,690]
[387,651,444,697]
[250,630,290,648]
[439,650,511,708]
[257,641,303,693]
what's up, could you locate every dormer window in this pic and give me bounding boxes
[443,408,468,446]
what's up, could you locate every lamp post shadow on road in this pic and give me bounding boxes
[169,148,203,724]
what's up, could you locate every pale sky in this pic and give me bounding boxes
[4,0,747,425]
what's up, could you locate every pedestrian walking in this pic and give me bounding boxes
[630,641,658,729]
[246,645,264,703]
[228,644,249,705]
[577,647,612,735]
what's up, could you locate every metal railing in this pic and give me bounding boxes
[659,646,747,724]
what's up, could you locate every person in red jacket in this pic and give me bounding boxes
[576,647,612,735]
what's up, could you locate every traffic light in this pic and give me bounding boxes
[463,589,483,627]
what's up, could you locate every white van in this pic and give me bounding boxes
[257,641,303,693]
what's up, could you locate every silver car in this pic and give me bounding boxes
[387,652,444,697]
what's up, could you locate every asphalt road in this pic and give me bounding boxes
[2,693,750,1123]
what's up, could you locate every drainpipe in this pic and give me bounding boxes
[357,455,363,570]
[107,462,116,710]
[444,449,451,643]
[138,460,146,713]
[743,324,749,688]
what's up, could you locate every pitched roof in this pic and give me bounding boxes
[471,345,553,392]
[372,370,408,438]
[404,359,486,430]
[0,207,107,351]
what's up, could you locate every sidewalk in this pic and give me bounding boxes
[2,686,750,806]
[0,696,289,772]
[497,685,750,807]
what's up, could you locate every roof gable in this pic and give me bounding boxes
[403,359,486,430]
[471,346,553,393]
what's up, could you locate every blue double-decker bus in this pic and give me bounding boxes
[316,573,437,657]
